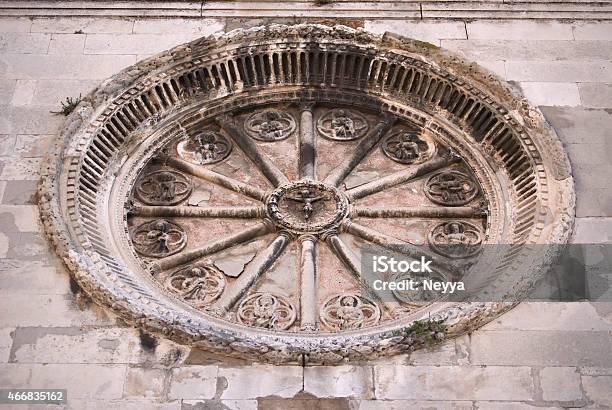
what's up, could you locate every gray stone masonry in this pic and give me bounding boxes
[0,8,611,410]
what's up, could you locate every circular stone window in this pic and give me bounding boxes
[39,25,574,364]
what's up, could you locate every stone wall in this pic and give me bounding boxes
[0,3,611,409]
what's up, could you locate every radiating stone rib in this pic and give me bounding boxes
[323,114,396,187]
[131,205,265,219]
[298,104,316,180]
[215,114,289,187]
[345,154,461,201]
[152,220,274,272]
[352,206,486,219]
[165,156,267,202]
[325,233,389,309]
[342,221,459,279]
[216,232,290,311]
[299,235,317,329]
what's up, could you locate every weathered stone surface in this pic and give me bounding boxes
[219,365,302,399]
[565,143,610,166]
[10,79,36,106]
[470,330,612,366]
[374,365,534,400]
[0,54,136,79]
[540,107,612,145]
[540,367,583,402]
[0,205,40,232]
[573,22,612,40]
[358,400,472,410]
[518,82,581,107]
[582,375,612,407]
[84,33,201,55]
[472,403,559,410]
[182,400,257,410]
[31,17,135,34]
[364,20,466,44]
[0,17,32,33]
[0,180,37,204]
[14,135,54,157]
[0,106,64,134]
[124,367,166,399]
[133,18,225,34]
[71,400,181,410]
[33,79,98,106]
[481,302,612,331]
[0,328,13,363]
[0,260,70,295]
[168,365,217,400]
[0,33,50,53]
[476,60,506,78]
[467,20,573,40]
[304,366,373,398]
[507,61,612,82]
[442,39,612,61]
[573,218,612,243]
[0,157,42,180]
[48,33,86,54]
[578,83,612,108]
[0,363,126,399]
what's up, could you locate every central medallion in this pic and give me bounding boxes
[266,180,349,234]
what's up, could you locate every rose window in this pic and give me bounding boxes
[40,25,574,363]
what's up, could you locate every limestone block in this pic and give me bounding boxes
[0,33,50,54]
[582,375,612,407]
[84,33,202,55]
[0,107,63,134]
[0,205,40,232]
[31,17,134,34]
[304,365,374,398]
[33,79,98,106]
[0,260,70,295]
[540,107,612,145]
[540,367,583,402]
[374,365,533,400]
[518,82,581,107]
[441,39,612,61]
[69,400,181,410]
[133,18,225,34]
[124,367,166,399]
[14,135,54,157]
[578,83,612,108]
[467,20,573,40]
[358,400,472,410]
[0,54,136,80]
[507,61,612,82]
[218,365,302,399]
[573,22,612,40]
[0,17,32,33]
[0,328,13,363]
[48,33,86,54]
[475,60,506,78]
[1,180,38,205]
[470,330,612,366]
[181,400,257,410]
[565,143,610,166]
[572,218,612,243]
[10,80,36,106]
[364,20,466,44]
[0,157,42,180]
[168,365,217,400]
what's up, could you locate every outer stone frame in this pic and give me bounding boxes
[39,24,575,364]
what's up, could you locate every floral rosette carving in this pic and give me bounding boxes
[391,270,447,305]
[165,263,225,308]
[425,170,479,206]
[131,219,187,258]
[244,109,296,141]
[428,221,482,258]
[237,293,297,330]
[320,294,381,331]
[177,130,232,165]
[382,130,435,164]
[135,170,193,206]
[317,108,369,141]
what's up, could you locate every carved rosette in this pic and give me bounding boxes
[317,108,369,141]
[428,221,483,258]
[135,170,193,206]
[320,294,381,331]
[425,170,479,206]
[244,109,296,141]
[391,271,447,304]
[382,130,436,164]
[237,293,297,330]
[131,219,187,258]
[165,263,225,308]
[177,131,232,165]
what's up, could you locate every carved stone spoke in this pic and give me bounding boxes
[352,205,487,219]
[131,205,265,219]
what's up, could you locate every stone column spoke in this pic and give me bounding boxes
[323,114,396,187]
[215,114,289,187]
[216,232,291,311]
[131,205,265,219]
[352,205,487,219]
[299,235,317,330]
[298,103,316,180]
[153,220,275,272]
